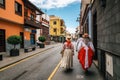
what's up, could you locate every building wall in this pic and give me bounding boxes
[92,0,120,80]
[0,20,24,52]
[41,14,50,41]
[0,20,24,39]
[49,15,66,42]
[81,0,90,20]
[24,27,36,47]
[0,0,25,52]
[0,0,43,52]
[24,30,30,40]
[50,16,61,36]
[0,0,24,24]
[27,8,36,18]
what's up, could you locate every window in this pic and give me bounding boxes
[53,28,56,32]
[24,7,28,16]
[0,0,5,9]
[60,28,63,34]
[60,22,62,26]
[30,14,34,21]
[15,1,22,16]
[53,21,57,25]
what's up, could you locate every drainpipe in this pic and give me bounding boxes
[88,4,93,40]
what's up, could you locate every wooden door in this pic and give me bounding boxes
[0,29,6,52]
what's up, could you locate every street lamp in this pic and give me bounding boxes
[76,16,81,38]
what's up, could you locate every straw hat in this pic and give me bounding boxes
[66,36,71,40]
[83,33,89,38]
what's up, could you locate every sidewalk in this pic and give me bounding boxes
[0,43,59,69]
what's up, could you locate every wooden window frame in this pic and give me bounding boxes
[30,13,35,21]
[24,7,28,16]
[15,1,22,16]
[0,0,5,9]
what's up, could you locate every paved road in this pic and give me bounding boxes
[0,43,105,80]
[0,45,62,80]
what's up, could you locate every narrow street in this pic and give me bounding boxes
[0,43,104,80]
[0,0,120,80]
[0,45,62,80]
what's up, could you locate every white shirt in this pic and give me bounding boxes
[76,37,84,52]
[76,38,95,52]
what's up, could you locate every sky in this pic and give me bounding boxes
[29,0,81,34]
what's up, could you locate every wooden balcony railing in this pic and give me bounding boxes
[24,16,41,29]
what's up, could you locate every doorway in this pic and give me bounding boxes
[93,11,98,60]
[20,32,24,48]
[30,34,35,45]
[0,29,6,52]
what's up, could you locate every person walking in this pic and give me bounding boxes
[77,33,95,71]
[60,36,74,70]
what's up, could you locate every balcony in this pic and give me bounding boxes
[24,16,41,29]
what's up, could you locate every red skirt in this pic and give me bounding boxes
[78,47,94,70]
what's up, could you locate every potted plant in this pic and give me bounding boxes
[38,36,46,48]
[7,35,22,56]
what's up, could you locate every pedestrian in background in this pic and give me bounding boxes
[60,36,74,70]
[77,33,95,71]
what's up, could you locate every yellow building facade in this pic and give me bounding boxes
[49,15,66,42]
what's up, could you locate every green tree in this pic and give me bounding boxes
[38,36,46,42]
[7,35,22,49]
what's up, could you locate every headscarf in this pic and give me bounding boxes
[66,36,71,47]
[66,39,71,46]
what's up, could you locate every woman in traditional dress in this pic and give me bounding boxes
[77,33,95,71]
[60,36,74,70]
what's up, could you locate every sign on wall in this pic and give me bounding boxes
[106,53,113,76]
[24,28,31,32]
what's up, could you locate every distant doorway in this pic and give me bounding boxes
[93,11,98,60]
[20,32,24,48]
[30,34,35,45]
[0,29,6,52]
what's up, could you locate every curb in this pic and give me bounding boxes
[0,46,54,70]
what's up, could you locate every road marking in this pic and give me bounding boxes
[0,56,31,71]
[48,60,62,80]
[0,48,52,72]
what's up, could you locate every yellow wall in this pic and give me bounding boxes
[50,17,62,36]
[0,0,24,24]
